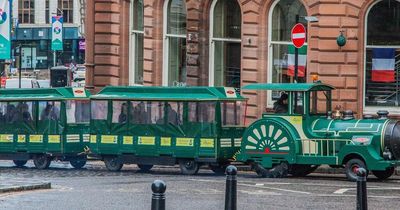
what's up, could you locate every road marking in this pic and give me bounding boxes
[334,188,350,194]
[255,183,264,186]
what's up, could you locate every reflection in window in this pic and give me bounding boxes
[148,102,164,124]
[0,102,33,123]
[164,0,187,86]
[130,101,148,124]
[211,0,241,88]
[39,101,61,120]
[189,102,216,123]
[112,101,128,123]
[67,100,90,123]
[221,101,245,126]
[130,0,144,85]
[166,102,183,125]
[310,91,330,115]
[365,0,400,108]
[91,100,108,120]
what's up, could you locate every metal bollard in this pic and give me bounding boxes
[356,168,367,210]
[151,180,166,210]
[225,165,237,210]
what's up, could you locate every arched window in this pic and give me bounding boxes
[364,0,400,112]
[209,0,241,88]
[130,0,144,85]
[163,0,187,86]
[268,0,307,104]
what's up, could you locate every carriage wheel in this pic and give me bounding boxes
[70,156,87,169]
[345,158,368,181]
[137,164,153,172]
[252,162,288,178]
[104,156,123,172]
[33,154,51,169]
[372,167,395,180]
[288,164,319,177]
[179,159,200,175]
[13,160,28,167]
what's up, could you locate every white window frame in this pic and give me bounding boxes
[129,0,145,86]
[363,0,400,115]
[208,0,241,87]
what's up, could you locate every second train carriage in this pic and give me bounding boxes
[89,86,246,174]
[0,87,91,169]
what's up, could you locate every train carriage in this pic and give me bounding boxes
[237,82,400,181]
[0,87,91,169]
[89,86,246,175]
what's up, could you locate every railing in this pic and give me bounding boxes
[300,139,354,157]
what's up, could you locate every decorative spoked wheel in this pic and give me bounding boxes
[179,159,200,175]
[33,154,52,170]
[372,167,395,180]
[209,164,228,175]
[345,158,368,181]
[252,162,289,178]
[288,164,319,177]
[104,156,123,172]
[137,164,153,172]
[70,156,87,169]
[13,160,28,167]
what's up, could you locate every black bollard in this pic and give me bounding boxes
[151,180,166,210]
[356,168,367,210]
[225,165,237,210]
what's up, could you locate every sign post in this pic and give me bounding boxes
[0,0,11,59]
[52,16,63,66]
[291,22,306,83]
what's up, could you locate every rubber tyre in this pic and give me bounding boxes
[179,160,200,175]
[289,164,319,177]
[104,156,123,172]
[372,167,395,180]
[253,162,288,178]
[13,160,28,167]
[209,164,228,175]
[137,164,153,172]
[345,158,368,181]
[33,155,51,170]
[70,157,87,169]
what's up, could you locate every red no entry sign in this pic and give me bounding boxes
[291,23,306,48]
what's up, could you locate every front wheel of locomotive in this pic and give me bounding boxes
[372,167,395,180]
[70,156,87,169]
[13,160,28,167]
[252,162,289,178]
[33,154,52,169]
[179,159,200,175]
[345,158,368,181]
[104,156,123,172]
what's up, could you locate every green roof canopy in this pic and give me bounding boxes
[0,87,90,101]
[243,83,335,92]
[92,86,246,101]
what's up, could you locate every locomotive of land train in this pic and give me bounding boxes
[0,83,399,181]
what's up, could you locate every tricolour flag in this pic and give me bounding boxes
[287,45,307,77]
[371,48,395,82]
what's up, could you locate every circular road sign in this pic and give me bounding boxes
[291,23,306,48]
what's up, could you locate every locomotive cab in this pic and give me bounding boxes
[237,82,400,181]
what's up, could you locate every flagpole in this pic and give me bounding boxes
[294,15,299,83]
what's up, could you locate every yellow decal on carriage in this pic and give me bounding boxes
[0,135,13,143]
[200,139,214,148]
[161,137,171,146]
[30,135,43,143]
[101,135,118,144]
[176,138,194,147]
[48,135,61,143]
[90,135,97,143]
[138,136,155,145]
[289,116,302,125]
[123,136,133,145]
[17,135,26,143]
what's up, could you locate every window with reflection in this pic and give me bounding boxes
[221,101,245,126]
[130,0,144,85]
[365,0,400,109]
[112,101,128,123]
[91,100,108,120]
[310,91,330,115]
[189,102,216,123]
[39,101,61,120]
[164,0,187,86]
[269,0,307,101]
[210,0,241,88]
[130,101,148,124]
[67,100,90,123]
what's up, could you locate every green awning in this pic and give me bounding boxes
[243,83,335,92]
[0,87,91,101]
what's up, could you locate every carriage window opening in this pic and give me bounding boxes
[188,102,216,123]
[66,100,90,123]
[112,101,128,123]
[293,92,304,115]
[130,101,149,124]
[310,91,329,115]
[91,100,108,120]
[8,102,34,123]
[0,102,6,125]
[272,92,288,113]
[39,101,60,120]
[221,101,245,126]
[148,102,164,124]
[166,102,183,125]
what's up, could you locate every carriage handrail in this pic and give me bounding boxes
[300,138,354,157]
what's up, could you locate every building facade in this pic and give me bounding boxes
[85,0,400,122]
[10,0,85,73]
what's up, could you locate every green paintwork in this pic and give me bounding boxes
[237,82,400,172]
[0,88,91,159]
